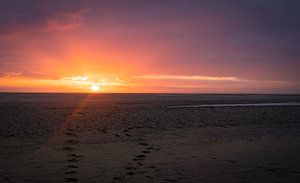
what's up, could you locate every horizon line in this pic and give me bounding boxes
[0,92,299,95]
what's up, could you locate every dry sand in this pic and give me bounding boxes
[0,94,300,182]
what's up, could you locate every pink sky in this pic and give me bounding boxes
[0,0,299,93]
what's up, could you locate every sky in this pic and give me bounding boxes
[0,0,299,93]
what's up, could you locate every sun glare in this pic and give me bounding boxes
[91,84,100,92]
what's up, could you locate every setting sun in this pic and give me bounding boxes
[91,84,100,92]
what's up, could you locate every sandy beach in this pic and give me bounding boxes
[0,94,300,183]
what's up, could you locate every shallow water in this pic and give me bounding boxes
[168,102,300,108]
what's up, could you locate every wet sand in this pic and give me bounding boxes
[0,94,299,182]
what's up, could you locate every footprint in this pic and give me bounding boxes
[66,139,79,145]
[146,166,156,169]
[164,179,178,182]
[68,154,84,158]
[3,176,10,182]
[226,160,236,164]
[289,170,300,174]
[125,133,131,137]
[136,154,146,159]
[147,147,153,150]
[65,171,77,175]
[126,171,135,176]
[265,168,277,172]
[66,165,78,168]
[136,170,147,174]
[137,162,143,166]
[67,159,79,162]
[102,129,108,133]
[115,134,120,137]
[64,178,78,182]
[62,147,75,151]
[125,166,137,170]
[5,134,15,137]
[146,175,154,179]
[139,142,149,146]
[65,132,77,137]
[113,176,123,181]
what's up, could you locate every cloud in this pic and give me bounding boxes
[43,9,89,32]
[0,71,57,80]
[133,75,240,81]
[0,0,89,37]
[60,75,130,87]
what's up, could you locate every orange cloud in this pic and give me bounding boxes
[133,75,240,81]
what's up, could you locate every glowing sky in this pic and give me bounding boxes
[0,0,299,93]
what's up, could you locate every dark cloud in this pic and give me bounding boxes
[1,0,299,37]
[0,0,88,36]
[82,0,300,35]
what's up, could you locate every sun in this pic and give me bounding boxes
[90,84,100,92]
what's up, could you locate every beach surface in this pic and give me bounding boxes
[0,94,300,183]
